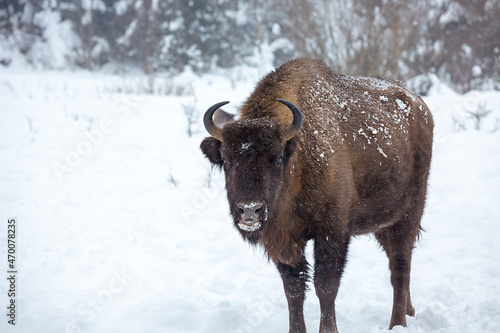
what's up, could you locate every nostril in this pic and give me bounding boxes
[253,202,263,211]
[256,202,267,219]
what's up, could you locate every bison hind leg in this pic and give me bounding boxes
[375,211,421,329]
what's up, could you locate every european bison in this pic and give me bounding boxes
[200,58,433,333]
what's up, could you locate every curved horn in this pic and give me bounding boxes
[203,101,229,141]
[277,98,303,141]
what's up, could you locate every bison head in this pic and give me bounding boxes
[200,99,302,243]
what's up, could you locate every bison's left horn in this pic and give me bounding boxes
[203,101,229,141]
[277,98,303,141]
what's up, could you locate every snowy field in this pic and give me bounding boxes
[1,67,499,333]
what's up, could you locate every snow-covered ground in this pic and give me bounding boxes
[1,67,499,333]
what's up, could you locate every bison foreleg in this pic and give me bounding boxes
[276,258,309,333]
[314,235,350,333]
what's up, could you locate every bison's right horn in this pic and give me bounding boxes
[277,99,303,141]
[203,101,229,141]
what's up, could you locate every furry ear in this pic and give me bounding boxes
[284,137,299,162]
[200,137,223,167]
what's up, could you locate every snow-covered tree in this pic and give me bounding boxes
[0,0,498,92]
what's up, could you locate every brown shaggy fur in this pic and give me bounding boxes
[200,58,433,333]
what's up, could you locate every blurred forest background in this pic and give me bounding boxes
[1,0,499,93]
